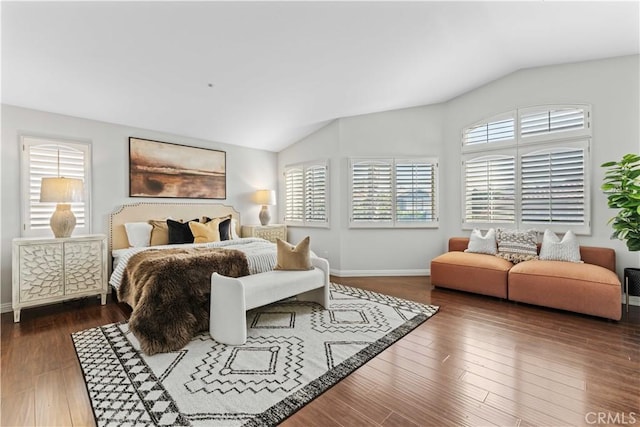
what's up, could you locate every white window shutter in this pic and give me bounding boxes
[284,167,304,223]
[395,160,436,222]
[464,156,516,223]
[463,114,515,146]
[351,160,393,223]
[520,106,589,138]
[521,147,586,224]
[304,165,327,223]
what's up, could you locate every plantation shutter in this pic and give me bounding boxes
[395,160,436,222]
[463,115,515,145]
[22,137,91,236]
[304,165,327,223]
[520,106,588,137]
[284,167,304,223]
[464,156,516,223]
[351,160,393,223]
[521,148,585,224]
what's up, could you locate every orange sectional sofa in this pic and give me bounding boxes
[431,237,622,320]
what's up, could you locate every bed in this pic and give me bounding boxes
[107,202,279,354]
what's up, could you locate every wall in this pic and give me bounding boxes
[1,105,277,311]
[444,55,640,278]
[279,104,447,276]
[279,54,640,279]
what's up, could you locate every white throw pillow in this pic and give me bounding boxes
[464,228,497,255]
[539,229,582,263]
[124,222,153,247]
[230,218,240,240]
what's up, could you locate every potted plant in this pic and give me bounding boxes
[601,153,640,251]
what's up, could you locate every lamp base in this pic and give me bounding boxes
[50,203,77,238]
[259,205,271,226]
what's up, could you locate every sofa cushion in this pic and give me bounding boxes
[508,260,621,320]
[431,251,511,298]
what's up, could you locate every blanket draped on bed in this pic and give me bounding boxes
[118,247,250,355]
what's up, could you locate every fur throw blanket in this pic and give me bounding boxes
[118,247,250,355]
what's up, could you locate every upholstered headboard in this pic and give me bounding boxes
[108,202,241,252]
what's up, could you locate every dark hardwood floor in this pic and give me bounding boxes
[2,276,638,426]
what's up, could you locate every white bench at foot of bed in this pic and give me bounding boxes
[210,257,330,345]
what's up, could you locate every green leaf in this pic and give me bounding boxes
[601,161,617,167]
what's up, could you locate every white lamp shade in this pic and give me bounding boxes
[255,189,276,206]
[40,177,84,203]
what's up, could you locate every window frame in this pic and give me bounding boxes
[461,104,591,235]
[348,157,439,229]
[20,134,92,237]
[283,159,329,228]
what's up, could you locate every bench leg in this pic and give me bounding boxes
[298,285,330,309]
[211,273,248,345]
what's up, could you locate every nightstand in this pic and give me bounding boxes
[12,234,108,322]
[241,224,287,243]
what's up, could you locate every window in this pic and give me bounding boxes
[21,135,92,237]
[463,155,515,223]
[349,157,438,228]
[462,105,590,234]
[284,160,328,226]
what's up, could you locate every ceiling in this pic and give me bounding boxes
[2,2,639,152]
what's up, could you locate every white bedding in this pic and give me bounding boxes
[109,237,277,289]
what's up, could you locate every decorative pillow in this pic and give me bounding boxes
[124,222,152,247]
[167,219,199,244]
[539,229,583,263]
[464,228,497,255]
[218,218,232,241]
[495,229,538,264]
[149,219,170,246]
[274,236,313,271]
[203,215,232,241]
[230,218,240,239]
[189,219,222,243]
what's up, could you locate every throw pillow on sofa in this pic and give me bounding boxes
[464,228,497,255]
[495,228,538,264]
[539,229,583,263]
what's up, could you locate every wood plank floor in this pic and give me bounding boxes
[2,276,638,426]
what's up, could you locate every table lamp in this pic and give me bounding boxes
[255,189,276,226]
[40,177,84,238]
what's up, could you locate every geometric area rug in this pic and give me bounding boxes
[72,283,438,426]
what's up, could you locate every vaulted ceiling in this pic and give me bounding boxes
[2,2,639,152]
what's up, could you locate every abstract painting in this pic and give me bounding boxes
[129,137,226,199]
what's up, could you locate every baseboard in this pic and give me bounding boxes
[331,268,430,277]
[624,295,640,307]
[1,302,12,314]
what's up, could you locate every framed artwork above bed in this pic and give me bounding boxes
[129,137,226,199]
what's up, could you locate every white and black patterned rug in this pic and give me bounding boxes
[72,283,438,426]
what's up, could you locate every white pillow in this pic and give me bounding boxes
[539,229,582,263]
[230,218,240,240]
[124,222,153,247]
[464,228,497,255]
